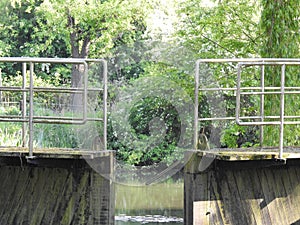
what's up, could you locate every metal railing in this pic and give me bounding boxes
[2,57,300,161]
[194,58,300,160]
[0,57,107,158]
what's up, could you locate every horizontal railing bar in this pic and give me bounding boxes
[33,87,102,93]
[197,58,300,63]
[240,61,300,66]
[0,119,28,122]
[32,118,102,124]
[34,120,86,124]
[0,87,26,91]
[198,117,235,121]
[87,88,104,92]
[0,119,96,124]
[240,91,300,95]
[0,86,103,93]
[199,87,238,91]
[0,57,105,64]
[34,116,103,121]
[238,121,280,125]
[199,115,300,121]
[34,87,104,92]
[238,121,300,125]
[0,117,82,122]
[33,116,83,120]
[0,115,25,119]
[0,115,102,122]
[199,87,300,91]
[86,118,104,121]
[0,102,19,105]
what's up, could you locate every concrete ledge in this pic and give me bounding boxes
[0,147,115,159]
[191,147,300,161]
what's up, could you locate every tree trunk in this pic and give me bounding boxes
[68,12,91,111]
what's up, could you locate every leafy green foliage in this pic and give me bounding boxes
[221,123,259,148]
[108,62,194,166]
[35,123,79,148]
[260,0,300,58]
[2,70,60,109]
[260,0,300,146]
[0,0,70,78]
[35,0,151,58]
[1,0,300,164]
[176,0,261,59]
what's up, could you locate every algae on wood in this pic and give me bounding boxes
[184,159,300,224]
[0,156,115,225]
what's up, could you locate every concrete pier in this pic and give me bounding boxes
[184,149,300,225]
[0,148,115,225]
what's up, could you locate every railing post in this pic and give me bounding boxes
[260,63,265,147]
[22,63,27,147]
[0,68,2,104]
[279,64,286,159]
[83,62,88,123]
[194,60,200,149]
[235,63,242,125]
[103,60,108,151]
[28,62,34,158]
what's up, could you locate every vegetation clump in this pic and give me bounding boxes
[0,0,299,166]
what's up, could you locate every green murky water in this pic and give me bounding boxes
[115,180,184,224]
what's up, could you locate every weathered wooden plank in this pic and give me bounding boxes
[0,147,114,159]
[184,157,300,225]
[191,147,300,162]
[285,167,300,223]
[259,169,283,224]
[185,173,210,225]
[0,157,114,225]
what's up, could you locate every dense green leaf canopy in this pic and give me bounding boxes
[0,0,300,165]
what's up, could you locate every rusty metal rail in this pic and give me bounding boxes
[194,58,300,161]
[0,57,107,158]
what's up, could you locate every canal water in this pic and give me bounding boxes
[115,179,184,224]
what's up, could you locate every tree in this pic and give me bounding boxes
[31,0,151,110]
[0,0,72,81]
[109,62,194,166]
[260,0,300,146]
[0,0,151,85]
[35,0,149,88]
[176,0,261,60]
[260,0,300,59]
[0,1,60,76]
[175,0,262,148]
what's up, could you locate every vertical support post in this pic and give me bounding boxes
[260,64,265,147]
[103,60,108,151]
[0,68,2,104]
[28,62,34,158]
[236,63,242,124]
[279,64,286,159]
[194,61,200,149]
[89,151,115,224]
[83,62,88,122]
[22,63,27,147]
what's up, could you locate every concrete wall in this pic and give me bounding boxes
[184,156,300,225]
[0,156,114,225]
